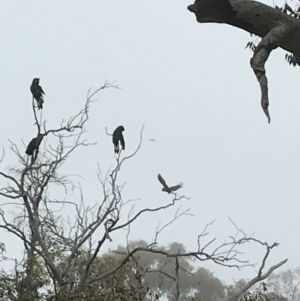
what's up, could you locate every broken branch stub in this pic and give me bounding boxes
[188,0,300,122]
[250,23,290,123]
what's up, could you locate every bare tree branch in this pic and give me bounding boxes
[222,259,288,301]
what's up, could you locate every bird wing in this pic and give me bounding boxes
[37,134,44,145]
[40,86,45,94]
[31,85,42,100]
[26,138,37,155]
[30,83,37,95]
[157,174,169,189]
[169,182,183,192]
[120,134,125,150]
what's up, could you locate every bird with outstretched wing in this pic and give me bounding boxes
[157,174,183,194]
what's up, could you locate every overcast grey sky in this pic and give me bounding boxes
[0,0,299,284]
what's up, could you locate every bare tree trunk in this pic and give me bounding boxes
[21,235,38,301]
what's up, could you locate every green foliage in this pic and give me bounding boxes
[0,243,52,301]
[245,41,257,52]
[285,53,300,66]
[0,237,293,301]
[241,282,269,301]
[239,282,287,301]
[0,240,227,301]
[0,244,149,301]
[55,252,148,301]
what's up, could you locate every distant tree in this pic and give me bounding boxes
[114,240,225,301]
[0,247,150,301]
[225,279,249,298]
[187,0,300,123]
[192,267,225,301]
[0,81,288,300]
[267,267,300,301]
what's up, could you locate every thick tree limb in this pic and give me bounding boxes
[188,0,300,122]
[217,241,287,301]
[188,0,300,54]
[221,259,288,301]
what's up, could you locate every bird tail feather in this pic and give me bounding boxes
[114,143,119,153]
[37,99,43,109]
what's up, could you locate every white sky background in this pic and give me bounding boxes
[0,0,299,285]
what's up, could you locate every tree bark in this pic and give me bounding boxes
[221,259,288,301]
[187,0,300,122]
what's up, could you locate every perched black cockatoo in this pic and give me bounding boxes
[157,174,183,194]
[112,126,125,154]
[26,134,44,156]
[30,78,45,109]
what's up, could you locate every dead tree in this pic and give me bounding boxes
[188,0,300,123]
[0,80,288,301]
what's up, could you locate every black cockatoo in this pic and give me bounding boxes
[112,126,125,154]
[26,134,44,157]
[157,174,183,194]
[30,78,45,109]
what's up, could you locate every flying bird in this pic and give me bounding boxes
[112,126,125,154]
[26,134,44,157]
[30,78,45,109]
[157,174,183,194]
